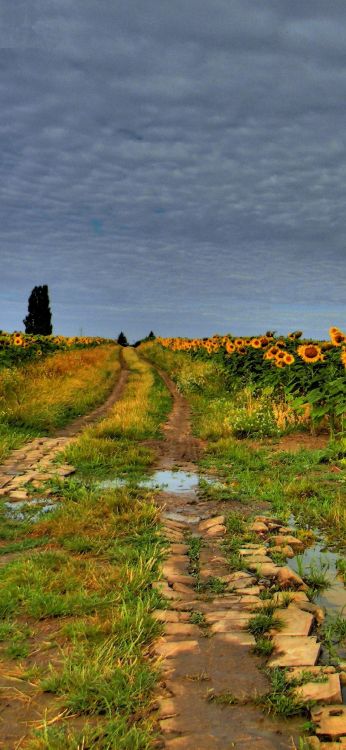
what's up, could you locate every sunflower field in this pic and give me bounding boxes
[156,327,346,437]
[0,331,115,369]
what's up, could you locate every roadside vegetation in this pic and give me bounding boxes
[142,339,346,546]
[0,347,170,748]
[0,345,120,462]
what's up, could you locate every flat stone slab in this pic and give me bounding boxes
[249,521,268,533]
[170,544,189,554]
[272,605,314,636]
[269,635,320,667]
[213,631,256,647]
[311,705,346,739]
[246,556,274,567]
[165,734,224,749]
[211,618,249,633]
[154,639,200,658]
[295,673,342,705]
[252,562,279,578]
[205,524,226,538]
[199,515,225,531]
[165,622,200,637]
[269,534,303,551]
[275,566,306,590]
[205,610,250,624]
[239,547,267,557]
[153,610,190,623]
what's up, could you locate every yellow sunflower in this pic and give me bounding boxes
[250,338,261,348]
[297,344,322,363]
[284,353,295,365]
[225,341,235,354]
[331,329,346,346]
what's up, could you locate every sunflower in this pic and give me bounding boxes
[250,338,261,348]
[284,353,295,365]
[260,336,270,348]
[237,346,247,355]
[225,341,235,354]
[267,345,280,357]
[275,360,285,368]
[263,351,274,360]
[234,338,244,348]
[341,349,346,368]
[331,329,346,346]
[275,350,286,360]
[297,344,322,363]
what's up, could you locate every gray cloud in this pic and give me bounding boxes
[0,1,345,339]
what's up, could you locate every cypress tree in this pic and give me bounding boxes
[23,285,52,335]
[117,332,128,346]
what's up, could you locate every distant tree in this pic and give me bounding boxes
[117,331,128,346]
[23,285,52,335]
[147,330,156,340]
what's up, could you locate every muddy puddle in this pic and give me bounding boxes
[98,469,214,493]
[287,519,346,669]
[4,498,58,522]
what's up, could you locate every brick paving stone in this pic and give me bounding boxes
[269,635,320,667]
[295,673,342,705]
[164,623,200,637]
[153,610,191,623]
[311,705,346,739]
[198,516,225,532]
[154,639,200,658]
[212,631,256,647]
[271,605,314,636]
[205,524,226,538]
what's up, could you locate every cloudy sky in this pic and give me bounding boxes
[0,1,345,340]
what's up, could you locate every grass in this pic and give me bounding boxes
[247,612,282,636]
[0,345,120,461]
[187,535,202,576]
[0,347,171,747]
[64,348,171,480]
[142,343,346,547]
[260,668,310,717]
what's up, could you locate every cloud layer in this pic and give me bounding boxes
[0,1,345,338]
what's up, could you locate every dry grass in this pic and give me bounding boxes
[0,345,119,434]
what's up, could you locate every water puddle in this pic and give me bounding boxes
[287,520,346,666]
[98,470,214,494]
[4,498,58,522]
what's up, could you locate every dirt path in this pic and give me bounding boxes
[151,367,301,749]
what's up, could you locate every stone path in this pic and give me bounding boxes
[149,367,346,749]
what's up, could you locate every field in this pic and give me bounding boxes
[0,330,345,749]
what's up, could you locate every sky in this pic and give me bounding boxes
[0,1,345,341]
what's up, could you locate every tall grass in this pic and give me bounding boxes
[65,348,171,478]
[0,345,120,461]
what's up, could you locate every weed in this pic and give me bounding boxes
[260,668,309,717]
[253,638,274,657]
[196,577,228,595]
[206,691,239,705]
[248,613,283,636]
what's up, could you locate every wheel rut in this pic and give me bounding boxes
[151,367,301,750]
